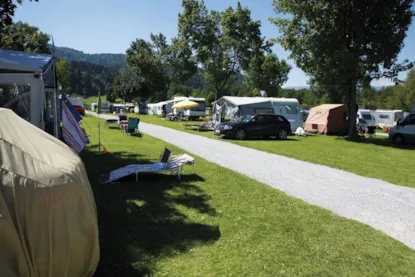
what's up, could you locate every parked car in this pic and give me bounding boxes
[389,112,415,144]
[72,104,85,116]
[214,114,291,140]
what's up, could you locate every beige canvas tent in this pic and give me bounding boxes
[304,104,348,134]
[0,108,99,277]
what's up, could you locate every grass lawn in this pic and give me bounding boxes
[134,114,415,189]
[81,115,415,277]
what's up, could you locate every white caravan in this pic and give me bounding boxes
[269,98,303,131]
[173,97,206,119]
[389,111,415,144]
[374,109,404,128]
[357,109,376,127]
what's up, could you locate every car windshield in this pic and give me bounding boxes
[362,114,372,120]
[240,115,254,122]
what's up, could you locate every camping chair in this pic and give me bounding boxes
[98,148,195,184]
[123,117,139,135]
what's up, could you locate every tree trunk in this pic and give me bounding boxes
[347,76,357,138]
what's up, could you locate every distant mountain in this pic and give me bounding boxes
[55,46,126,65]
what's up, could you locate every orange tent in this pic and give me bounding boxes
[304,104,348,135]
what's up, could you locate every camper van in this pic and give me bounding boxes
[90,101,110,113]
[389,111,415,144]
[374,109,404,128]
[357,109,376,127]
[173,97,206,119]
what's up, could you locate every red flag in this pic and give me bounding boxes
[103,146,109,154]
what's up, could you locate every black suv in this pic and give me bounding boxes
[214,114,292,140]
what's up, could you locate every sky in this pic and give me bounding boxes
[14,0,415,87]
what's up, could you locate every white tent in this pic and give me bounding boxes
[0,49,59,138]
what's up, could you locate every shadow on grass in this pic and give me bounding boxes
[81,147,220,277]
[223,137,299,142]
[341,136,415,150]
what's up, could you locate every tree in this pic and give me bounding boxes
[1,22,50,53]
[245,53,291,97]
[55,59,71,91]
[178,0,265,100]
[0,1,38,40]
[271,0,414,137]
[404,68,415,110]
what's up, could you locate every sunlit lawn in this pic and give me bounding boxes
[134,114,415,189]
[81,115,415,277]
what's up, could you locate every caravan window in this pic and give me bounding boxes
[379,114,390,119]
[254,108,273,114]
[285,105,299,114]
[362,114,372,120]
[190,101,206,112]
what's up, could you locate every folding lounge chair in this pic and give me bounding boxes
[124,117,139,135]
[98,148,195,184]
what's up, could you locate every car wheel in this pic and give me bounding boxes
[278,129,288,140]
[392,134,404,144]
[235,130,246,140]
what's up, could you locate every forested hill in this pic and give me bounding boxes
[55,46,126,65]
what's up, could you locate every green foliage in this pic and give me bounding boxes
[271,0,414,136]
[178,0,288,100]
[0,1,38,38]
[54,46,126,65]
[55,59,71,91]
[68,61,120,98]
[0,22,50,53]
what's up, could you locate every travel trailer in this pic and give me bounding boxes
[173,97,206,119]
[357,109,376,127]
[374,109,404,128]
[90,101,111,113]
[212,96,303,132]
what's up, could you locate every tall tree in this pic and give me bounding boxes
[1,22,50,53]
[271,0,414,137]
[0,1,38,41]
[55,59,71,91]
[178,0,264,100]
[404,68,415,110]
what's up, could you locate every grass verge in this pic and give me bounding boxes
[81,115,415,277]
[134,114,415,189]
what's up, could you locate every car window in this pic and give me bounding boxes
[276,115,286,122]
[407,115,415,125]
[362,114,372,120]
[255,115,266,122]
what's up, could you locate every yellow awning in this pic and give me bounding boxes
[172,100,199,109]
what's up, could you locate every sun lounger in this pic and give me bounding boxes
[98,148,195,184]
[183,121,214,131]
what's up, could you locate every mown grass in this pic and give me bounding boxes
[81,115,415,277]
[133,114,415,189]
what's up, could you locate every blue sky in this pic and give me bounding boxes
[14,0,415,87]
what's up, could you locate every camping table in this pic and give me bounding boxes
[105,119,118,128]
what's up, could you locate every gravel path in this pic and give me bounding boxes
[88,112,415,249]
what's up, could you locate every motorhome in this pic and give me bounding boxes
[357,109,376,127]
[374,109,404,128]
[212,96,303,132]
[173,97,206,119]
[389,111,415,144]
[91,101,111,113]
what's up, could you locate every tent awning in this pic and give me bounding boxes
[0,49,53,73]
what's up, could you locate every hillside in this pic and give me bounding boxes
[55,46,126,65]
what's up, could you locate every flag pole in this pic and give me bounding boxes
[98,91,101,153]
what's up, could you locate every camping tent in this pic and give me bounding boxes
[304,104,348,134]
[0,108,99,277]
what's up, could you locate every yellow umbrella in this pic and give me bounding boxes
[172,100,199,109]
